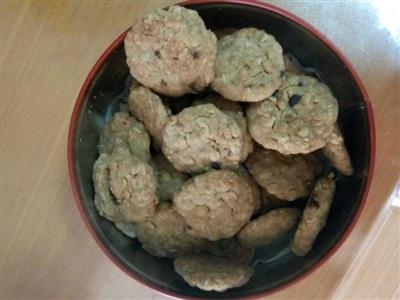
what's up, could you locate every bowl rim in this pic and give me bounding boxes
[67,0,376,299]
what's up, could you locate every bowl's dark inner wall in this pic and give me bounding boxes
[73,3,371,298]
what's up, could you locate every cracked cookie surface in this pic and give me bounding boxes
[247,73,338,154]
[93,148,158,223]
[162,104,243,173]
[246,148,322,201]
[124,5,217,97]
[211,27,284,102]
[173,170,253,241]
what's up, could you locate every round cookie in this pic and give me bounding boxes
[150,153,189,202]
[211,27,284,102]
[124,5,217,97]
[98,112,150,162]
[195,95,254,161]
[162,104,244,173]
[322,123,354,176]
[237,208,300,248]
[136,203,206,258]
[292,173,335,256]
[174,254,253,292]
[93,148,158,223]
[247,73,339,154]
[173,170,253,241]
[128,83,170,148]
[246,148,323,201]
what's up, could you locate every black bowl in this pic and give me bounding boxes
[68,0,375,298]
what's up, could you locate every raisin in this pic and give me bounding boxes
[210,162,221,170]
[192,50,200,59]
[288,94,301,107]
[154,50,160,58]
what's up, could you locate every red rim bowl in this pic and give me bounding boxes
[67,0,375,299]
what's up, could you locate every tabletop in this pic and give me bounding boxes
[1,1,399,299]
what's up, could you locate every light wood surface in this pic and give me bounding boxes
[1,1,399,299]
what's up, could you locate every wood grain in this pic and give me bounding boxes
[1,1,399,299]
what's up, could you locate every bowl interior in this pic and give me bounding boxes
[71,2,372,298]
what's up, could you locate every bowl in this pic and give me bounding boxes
[67,0,375,298]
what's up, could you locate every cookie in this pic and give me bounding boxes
[150,153,189,202]
[195,94,254,161]
[93,148,158,223]
[162,104,243,173]
[246,148,323,201]
[136,203,206,258]
[247,73,339,154]
[174,254,253,292]
[115,222,137,238]
[98,112,150,162]
[238,208,300,248]
[292,173,335,256]
[322,124,354,176]
[173,170,253,241]
[124,5,217,97]
[211,27,284,102]
[128,83,170,148]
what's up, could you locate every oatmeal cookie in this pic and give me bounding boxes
[93,148,157,223]
[124,5,217,97]
[246,148,323,201]
[292,173,335,256]
[174,254,253,292]
[322,124,354,176]
[195,94,254,161]
[128,83,170,148]
[238,208,300,248]
[162,104,243,173]
[247,73,338,154]
[211,27,284,102]
[173,170,253,240]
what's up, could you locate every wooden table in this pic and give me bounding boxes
[2,1,399,299]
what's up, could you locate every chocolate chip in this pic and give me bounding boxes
[288,94,301,107]
[298,81,304,87]
[308,197,320,208]
[210,162,221,170]
[161,79,167,87]
[192,50,200,59]
[154,50,160,58]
